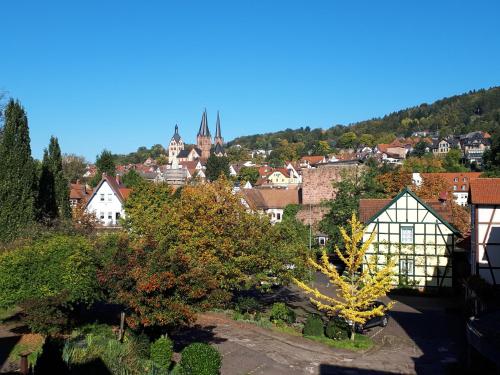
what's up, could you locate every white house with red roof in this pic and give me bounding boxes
[85,174,132,226]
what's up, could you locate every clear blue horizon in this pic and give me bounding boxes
[1,0,499,162]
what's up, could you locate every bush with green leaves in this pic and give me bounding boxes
[325,317,349,340]
[150,335,173,372]
[178,343,221,375]
[303,314,324,337]
[270,302,296,324]
[0,235,99,309]
[235,297,260,314]
[20,292,70,335]
[62,324,156,375]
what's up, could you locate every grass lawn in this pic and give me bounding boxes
[304,334,374,351]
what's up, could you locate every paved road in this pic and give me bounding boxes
[187,275,466,375]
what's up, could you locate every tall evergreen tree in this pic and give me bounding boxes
[37,150,57,220]
[0,99,36,242]
[49,137,71,219]
[37,137,71,220]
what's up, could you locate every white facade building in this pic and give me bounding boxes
[85,174,131,226]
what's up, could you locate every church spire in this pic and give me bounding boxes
[197,109,210,137]
[215,111,222,139]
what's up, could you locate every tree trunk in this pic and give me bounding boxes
[350,326,356,341]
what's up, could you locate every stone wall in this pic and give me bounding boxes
[301,164,362,205]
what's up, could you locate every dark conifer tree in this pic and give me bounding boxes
[37,137,71,220]
[49,137,71,219]
[0,99,36,242]
[37,150,57,220]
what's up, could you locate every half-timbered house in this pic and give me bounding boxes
[359,187,460,288]
[469,178,500,285]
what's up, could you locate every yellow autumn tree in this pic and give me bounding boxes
[294,213,396,340]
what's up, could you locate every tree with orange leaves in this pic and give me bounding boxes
[99,177,309,329]
[376,168,412,197]
[415,174,470,234]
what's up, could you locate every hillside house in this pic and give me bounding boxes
[469,178,500,285]
[85,174,132,227]
[241,188,299,224]
[359,187,460,288]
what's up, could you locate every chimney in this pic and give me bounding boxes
[438,191,448,204]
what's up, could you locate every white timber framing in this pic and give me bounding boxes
[362,188,459,289]
[471,203,500,285]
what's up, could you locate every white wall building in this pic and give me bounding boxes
[85,174,131,226]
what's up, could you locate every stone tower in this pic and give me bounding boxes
[213,111,226,157]
[196,109,212,160]
[168,124,184,163]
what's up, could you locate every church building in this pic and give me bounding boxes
[167,109,225,163]
[168,124,184,163]
[197,109,212,160]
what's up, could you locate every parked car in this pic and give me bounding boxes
[355,301,389,332]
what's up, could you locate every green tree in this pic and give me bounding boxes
[91,149,116,186]
[205,154,230,181]
[411,140,429,157]
[443,148,467,172]
[37,137,71,220]
[237,166,259,184]
[338,132,358,149]
[312,140,331,156]
[122,170,144,188]
[358,134,375,147]
[62,154,87,182]
[0,99,36,243]
[483,133,500,176]
[37,150,57,220]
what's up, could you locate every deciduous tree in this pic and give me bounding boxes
[295,214,396,340]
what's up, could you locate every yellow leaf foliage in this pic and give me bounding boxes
[294,213,396,325]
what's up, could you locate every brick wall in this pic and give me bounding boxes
[301,164,362,205]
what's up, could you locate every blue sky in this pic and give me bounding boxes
[1,0,499,161]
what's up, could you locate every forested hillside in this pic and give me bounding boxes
[228,86,500,150]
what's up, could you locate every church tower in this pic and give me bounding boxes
[196,109,212,160]
[168,124,184,163]
[213,111,226,157]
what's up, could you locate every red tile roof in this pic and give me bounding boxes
[469,178,500,204]
[301,156,325,164]
[359,197,453,224]
[242,188,299,210]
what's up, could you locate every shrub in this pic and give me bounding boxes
[270,302,296,324]
[303,314,324,337]
[235,296,260,314]
[20,292,70,335]
[179,343,221,375]
[62,324,156,375]
[325,317,349,340]
[150,335,173,372]
[0,235,99,309]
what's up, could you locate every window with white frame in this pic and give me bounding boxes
[108,212,112,221]
[400,226,414,244]
[399,258,414,276]
[100,194,105,201]
[99,212,104,220]
[108,193,112,201]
